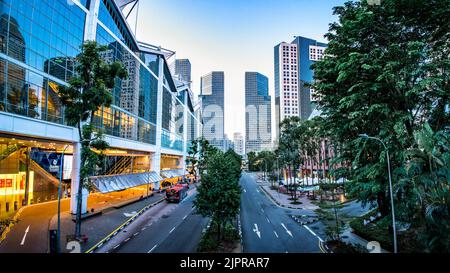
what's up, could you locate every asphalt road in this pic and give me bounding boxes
[111,190,209,253]
[0,192,163,253]
[0,199,70,253]
[240,172,322,253]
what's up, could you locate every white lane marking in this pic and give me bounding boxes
[141,227,146,231]
[133,232,139,236]
[123,211,137,217]
[256,189,260,193]
[169,227,176,234]
[113,244,120,250]
[281,223,294,238]
[20,225,30,246]
[253,223,261,239]
[261,208,264,213]
[266,217,270,223]
[183,215,188,220]
[243,189,247,193]
[304,225,324,242]
[273,231,279,238]
[124,237,131,242]
[148,244,158,253]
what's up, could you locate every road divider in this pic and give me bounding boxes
[85,198,165,253]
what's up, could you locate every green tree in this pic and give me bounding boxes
[225,149,243,180]
[186,137,215,181]
[396,123,449,252]
[58,41,127,239]
[256,150,276,181]
[246,151,258,172]
[194,150,242,241]
[312,0,449,217]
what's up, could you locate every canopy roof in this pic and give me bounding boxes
[160,169,188,179]
[90,172,163,193]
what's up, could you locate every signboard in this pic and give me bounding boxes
[49,159,59,172]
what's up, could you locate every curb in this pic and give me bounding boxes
[237,214,243,253]
[0,206,25,244]
[258,185,303,210]
[85,198,165,253]
[319,240,333,253]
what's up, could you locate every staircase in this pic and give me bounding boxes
[105,157,132,175]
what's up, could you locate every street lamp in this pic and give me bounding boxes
[359,134,397,253]
[276,156,280,186]
[57,144,70,253]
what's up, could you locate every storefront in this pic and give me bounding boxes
[0,134,73,220]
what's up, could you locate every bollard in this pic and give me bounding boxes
[5,202,9,212]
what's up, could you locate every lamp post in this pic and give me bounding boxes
[276,156,280,186]
[57,144,70,253]
[359,134,397,253]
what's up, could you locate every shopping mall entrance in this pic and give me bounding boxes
[0,134,73,220]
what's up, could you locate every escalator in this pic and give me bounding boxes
[0,144,19,162]
[16,154,60,187]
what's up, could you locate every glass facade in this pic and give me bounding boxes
[200,72,225,151]
[1,0,194,150]
[0,0,199,221]
[0,0,86,123]
[94,23,160,145]
[161,87,183,151]
[245,72,272,153]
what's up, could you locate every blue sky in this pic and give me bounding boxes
[133,0,348,138]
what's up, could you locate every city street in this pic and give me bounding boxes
[103,188,209,253]
[240,172,323,253]
[0,190,163,253]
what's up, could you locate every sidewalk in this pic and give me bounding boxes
[0,186,165,253]
[49,193,165,253]
[341,228,390,253]
[258,180,319,211]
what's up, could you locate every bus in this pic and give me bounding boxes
[165,184,188,203]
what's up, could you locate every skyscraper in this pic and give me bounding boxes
[245,72,272,153]
[200,71,225,151]
[274,36,327,140]
[233,132,244,156]
[292,36,327,119]
[174,59,192,87]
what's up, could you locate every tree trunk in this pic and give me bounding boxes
[217,221,221,242]
[377,191,389,217]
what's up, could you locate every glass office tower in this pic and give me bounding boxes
[200,71,225,151]
[245,72,272,153]
[0,0,201,218]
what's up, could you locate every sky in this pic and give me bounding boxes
[131,0,347,139]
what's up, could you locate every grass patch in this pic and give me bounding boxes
[349,211,425,252]
[349,210,393,251]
